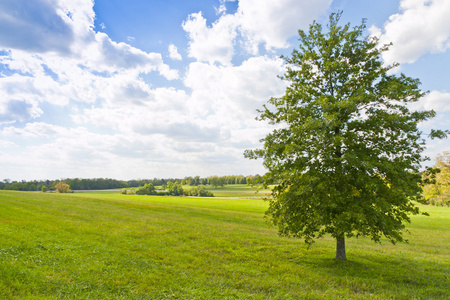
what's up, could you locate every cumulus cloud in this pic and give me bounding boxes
[0,99,42,125]
[183,12,237,65]
[370,0,450,65]
[168,44,182,61]
[185,56,286,120]
[0,0,74,53]
[0,139,16,148]
[182,0,331,64]
[236,0,332,53]
[1,122,67,137]
[422,90,450,112]
[0,0,178,126]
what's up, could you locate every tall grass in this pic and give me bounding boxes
[0,190,448,299]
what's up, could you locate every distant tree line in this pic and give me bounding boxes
[0,178,128,192]
[0,175,261,192]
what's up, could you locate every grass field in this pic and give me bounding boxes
[0,190,449,299]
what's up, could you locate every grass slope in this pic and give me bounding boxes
[0,191,449,299]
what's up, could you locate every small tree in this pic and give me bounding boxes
[136,183,157,195]
[245,12,447,260]
[423,152,450,206]
[166,182,184,196]
[55,182,71,193]
[188,185,214,197]
[208,176,225,188]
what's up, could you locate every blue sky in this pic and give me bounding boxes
[1,0,449,181]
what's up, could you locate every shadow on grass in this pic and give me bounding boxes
[295,253,449,299]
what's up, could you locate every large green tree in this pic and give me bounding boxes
[245,12,447,260]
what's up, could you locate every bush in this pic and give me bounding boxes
[55,182,71,193]
[119,188,128,195]
[136,183,157,195]
[188,186,214,197]
[166,182,184,196]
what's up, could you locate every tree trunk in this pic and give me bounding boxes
[336,236,346,260]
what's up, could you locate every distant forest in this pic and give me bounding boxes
[0,175,261,192]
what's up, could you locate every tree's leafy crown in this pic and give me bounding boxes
[245,12,445,245]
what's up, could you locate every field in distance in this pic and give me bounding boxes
[77,184,273,198]
[0,190,448,299]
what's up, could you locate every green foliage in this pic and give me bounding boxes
[119,188,128,195]
[55,182,71,193]
[423,152,450,206]
[208,175,226,188]
[136,183,157,195]
[41,186,49,193]
[245,12,445,259]
[67,178,128,190]
[166,181,184,196]
[187,185,214,197]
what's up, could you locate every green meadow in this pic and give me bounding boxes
[0,190,449,299]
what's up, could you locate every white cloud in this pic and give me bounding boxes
[183,12,237,65]
[184,56,286,122]
[236,0,332,53]
[168,44,182,61]
[91,32,178,79]
[370,0,450,65]
[1,122,68,137]
[68,55,286,174]
[182,0,331,64]
[0,0,179,123]
[0,139,16,148]
[423,90,450,112]
[0,0,74,53]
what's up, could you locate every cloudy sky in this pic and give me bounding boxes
[1,0,449,181]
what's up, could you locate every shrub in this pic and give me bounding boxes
[188,186,214,197]
[55,182,71,193]
[167,182,184,196]
[136,183,157,195]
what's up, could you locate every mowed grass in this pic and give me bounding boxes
[0,191,448,299]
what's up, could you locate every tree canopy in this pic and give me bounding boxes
[245,12,447,260]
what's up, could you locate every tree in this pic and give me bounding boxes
[423,152,450,206]
[136,183,157,195]
[55,182,71,193]
[208,176,225,188]
[166,182,184,196]
[188,185,214,197]
[245,12,447,260]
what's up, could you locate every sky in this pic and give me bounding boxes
[1,0,449,181]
